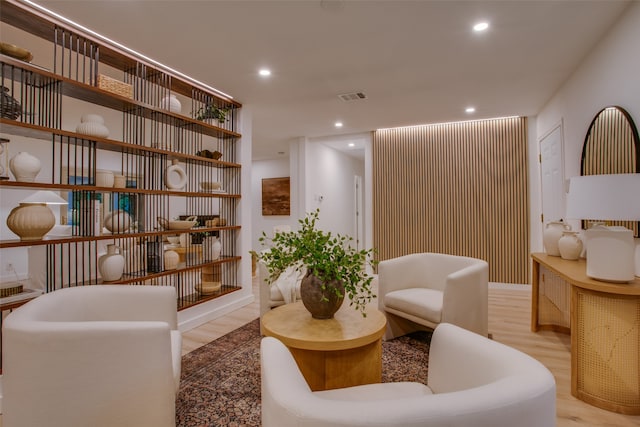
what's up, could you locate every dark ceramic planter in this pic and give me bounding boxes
[300,272,345,319]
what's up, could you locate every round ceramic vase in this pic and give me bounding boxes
[98,244,125,282]
[543,221,571,257]
[558,231,583,261]
[9,151,41,182]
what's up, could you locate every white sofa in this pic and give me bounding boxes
[379,252,489,338]
[261,322,556,427]
[2,285,181,427]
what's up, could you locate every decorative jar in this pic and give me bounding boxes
[558,231,583,261]
[6,203,55,241]
[98,244,124,282]
[164,249,179,270]
[543,221,571,257]
[164,159,187,190]
[76,114,109,138]
[160,94,181,113]
[104,210,131,233]
[9,151,41,182]
[203,235,222,261]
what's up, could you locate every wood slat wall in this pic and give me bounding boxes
[372,117,529,284]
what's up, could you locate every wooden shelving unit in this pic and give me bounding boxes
[0,0,244,310]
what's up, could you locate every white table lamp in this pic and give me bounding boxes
[566,173,640,282]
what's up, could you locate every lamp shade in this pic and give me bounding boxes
[20,190,67,205]
[566,173,640,221]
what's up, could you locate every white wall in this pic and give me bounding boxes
[535,2,640,234]
[250,156,294,251]
[303,138,365,239]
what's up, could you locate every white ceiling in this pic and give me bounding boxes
[37,0,631,160]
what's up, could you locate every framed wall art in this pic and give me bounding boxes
[262,177,290,216]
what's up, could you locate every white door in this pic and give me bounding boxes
[539,122,565,226]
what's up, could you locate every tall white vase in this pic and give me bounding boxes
[203,236,221,261]
[9,151,41,182]
[98,244,124,282]
[543,221,571,256]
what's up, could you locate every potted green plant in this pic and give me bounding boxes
[194,104,229,123]
[252,209,377,318]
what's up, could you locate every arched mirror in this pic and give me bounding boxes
[581,106,640,236]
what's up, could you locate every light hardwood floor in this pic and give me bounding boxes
[182,279,640,427]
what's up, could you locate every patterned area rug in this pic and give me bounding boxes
[176,319,432,427]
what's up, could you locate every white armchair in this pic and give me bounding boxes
[2,285,181,427]
[379,252,488,338]
[260,323,556,427]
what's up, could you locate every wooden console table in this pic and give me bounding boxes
[261,301,387,391]
[531,253,640,415]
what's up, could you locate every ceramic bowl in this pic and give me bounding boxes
[166,235,180,245]
[157,216,198,230]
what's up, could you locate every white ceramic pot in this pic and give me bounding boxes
[95,170,114,187]
[543,221,571,256]
[164,159,187,190]
[98,244,124,282]
[160,94,181,113]
[9,151,41,182]
[179,232,191,248]
[6,203,55,241]
[76,114,109,138]
[558,231,583,261]
[164,249,179,270]
[203,236,221,261]
[104,210,131,233]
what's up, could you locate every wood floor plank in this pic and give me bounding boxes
[182,280,640,426]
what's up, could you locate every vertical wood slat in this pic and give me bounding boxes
[372,117,529,284]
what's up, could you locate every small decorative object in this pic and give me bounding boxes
[76,114,109,138]
[203,235,221,261]
[194,104,229,123]
[543,221,571,257]
[179,232,191,248]
[9,151,41,182]
[146,236,163,273]
[104,209,131,233]
[0,42,33,62]
[196,149,223,160]
[166,235,180,246]
[97,74,133,99]
[0,137,9,180]
[6,191,67,241]
[0,85,22,120]
[98,244,125,282]
[195,281,221,295]
[164,159,187,190]
[157,215,197,230]
[164,249,179,270]
[160,94,181,113]
[558,230,583,261]
[113,174,126,188]
[95,169,114,187]
[252,209,377,319]
[199,181,222,191]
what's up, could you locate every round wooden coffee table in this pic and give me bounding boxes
[261,301,387,391]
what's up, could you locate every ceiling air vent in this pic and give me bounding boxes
[338,92,367,102]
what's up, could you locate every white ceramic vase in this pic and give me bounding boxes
[161,94,181,113]
[9,151,41,182]
[95,170,114,187]
[543,221,571,257]
[104,210,131,233]
[558,231,583,261]
[164,159,187,190]
[76,114,109,138]
[164,249,179,270]
[98,244,124,282]
[203,236,221,261]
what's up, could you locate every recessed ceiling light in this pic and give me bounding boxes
[348,143,355,147]
[259,68,271,77]
[465,107,476,113]
[335,122,343,128]
[473,22,489,32]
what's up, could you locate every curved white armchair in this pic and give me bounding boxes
[2,285,181,427]
[378,252,489,338]
[261,323,556,427]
